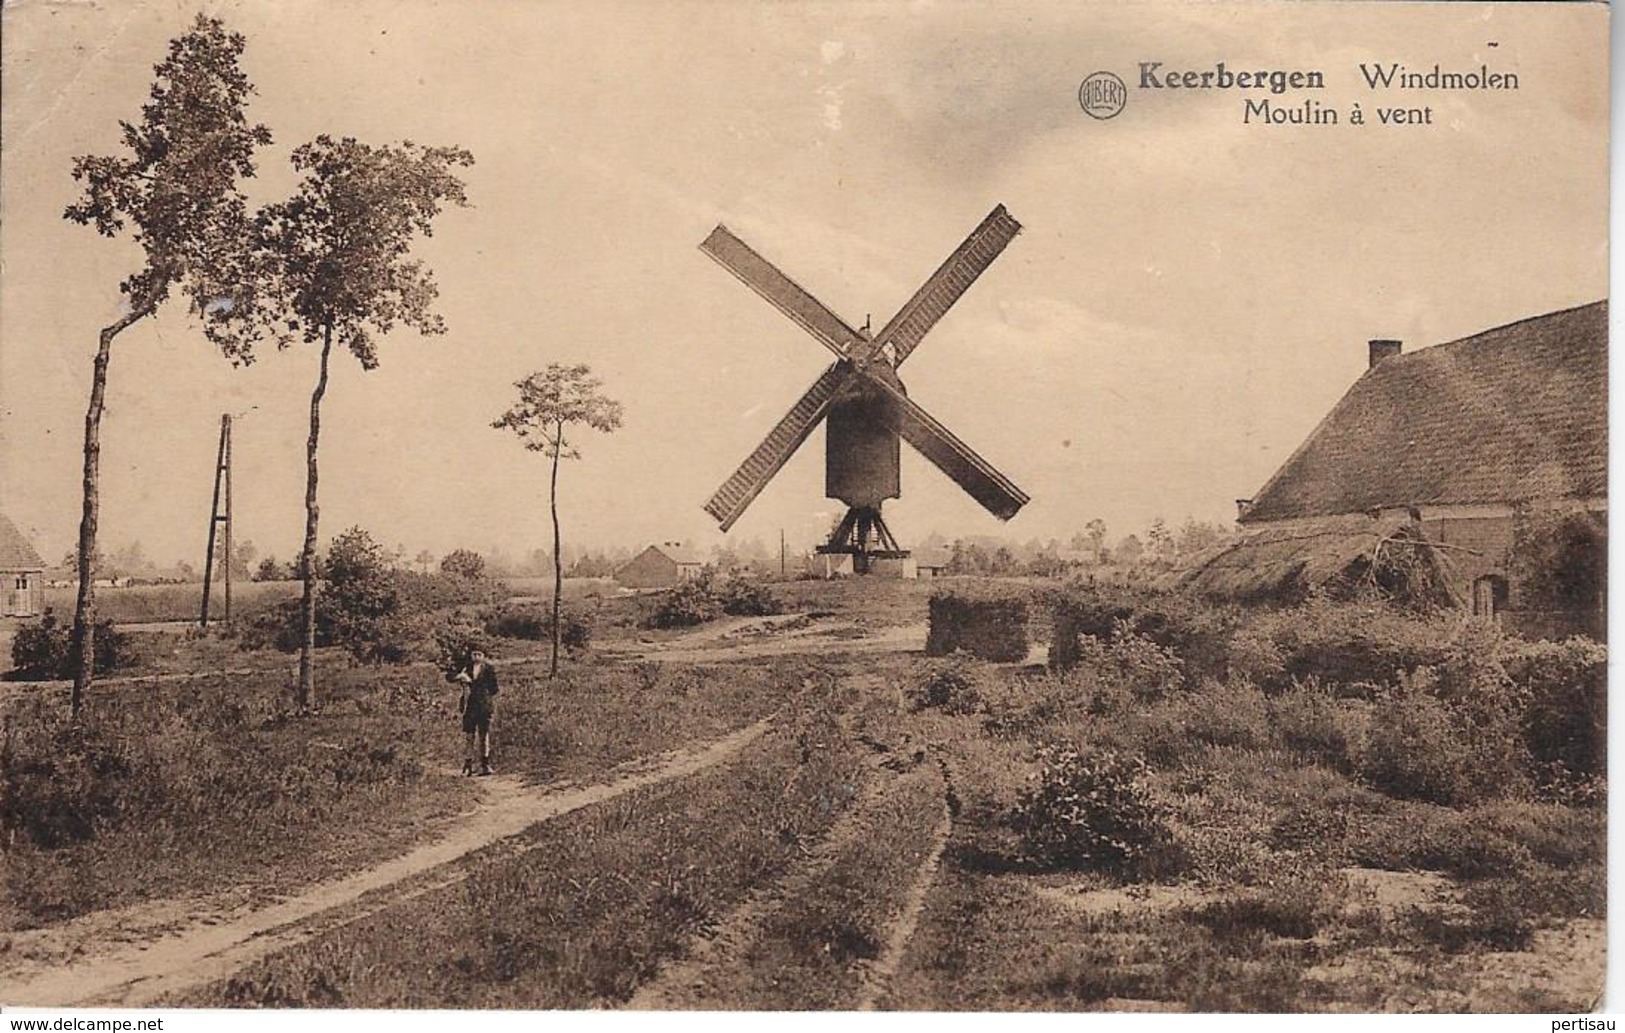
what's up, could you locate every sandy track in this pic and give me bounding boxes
[855,767,952,1011]
[627,751,950,1011]
[605,620,928,664]
[3,718,772,1008]
[624,765,890,1010]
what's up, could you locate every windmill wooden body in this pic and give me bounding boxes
[699,205,1030,572]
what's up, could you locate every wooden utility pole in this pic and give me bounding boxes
[200,414,233,626]
[780,528,786,577]
[223,414,234,620]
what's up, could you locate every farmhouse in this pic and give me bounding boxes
[1181,300,1606,629]
[914,546,953,579]
[614,542,705,590]
[0,513,46,617]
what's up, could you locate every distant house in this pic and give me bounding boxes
[1180,301,1606,629]
[0,514,46,617]
[914,546,953,579]
[614,542,706,590]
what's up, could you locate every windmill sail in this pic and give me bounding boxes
[876,205,1022,367]
[700,226,863,362]
[704,363,851,531]
[698,206,1030,533]
[880,386,1029,520]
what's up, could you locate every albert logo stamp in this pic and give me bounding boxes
[1079,71,1127,119]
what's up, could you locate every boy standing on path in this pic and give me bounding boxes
[451,649,499,775]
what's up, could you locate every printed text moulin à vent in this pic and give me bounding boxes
[1135,61,1518,127]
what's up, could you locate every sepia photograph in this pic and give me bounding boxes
[0,0,1609,1018]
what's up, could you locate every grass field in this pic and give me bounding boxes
[37,576,625,626]
[1,649,805,931]
[183,681,877,1008]
[41,580,300,624]
[3,575,1605,1011]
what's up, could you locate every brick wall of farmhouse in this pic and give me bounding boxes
[1421,515,1515,589]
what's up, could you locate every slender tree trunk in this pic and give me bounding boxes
[70,305,152,716]
[296,327,334,707]
[549,420,563,678]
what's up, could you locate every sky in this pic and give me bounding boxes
[0,0,1608,568]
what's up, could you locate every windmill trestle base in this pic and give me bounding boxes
[809,547,916,579]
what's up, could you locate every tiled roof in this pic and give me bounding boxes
[651,544,706,566]
[0,513,46,571]
[1243,301,1607,523]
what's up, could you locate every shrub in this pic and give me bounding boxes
[483,602,549,640]
[1269,680,1361,773]
[716,572,780,617]
[1407,880,1536,953]
[8,609,130,680]
[1011,744,1181,881]
[1049,583,1238,683]
[926,590,1028,663]
[391,569,507,613]
[235,599,309,654]
[438,548,487,580]
[908,654,984,714]
[1227,598,1451,697]
[644,574,724,629]
[238,527,403,661]
[1349,808,1533,880]
[1360,669,1527,806]
[1508,506,1605,639]
[1173,679,1274,751]
[1067,618,1186,702]
[1503,637,1607,780]
[321,527,400,650]
[430,614,497,672]
[483,603,591,652]
[1187,869,1341,941]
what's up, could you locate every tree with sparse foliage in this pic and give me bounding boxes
[228,538,257,579]
[207,135,473,707]
[1145,518,1174,568]
[493,364,623,677]
[1175,518,1229,561]
[61,15,272,715]
[254,555,285,582]
[1072,519,1108,564]
[1115,534,1144,565]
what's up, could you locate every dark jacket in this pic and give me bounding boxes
[450,660,499,717]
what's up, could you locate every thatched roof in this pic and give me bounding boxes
[1243,301,1607,523]
[0,513,45,572]
[1170,513,1464,608]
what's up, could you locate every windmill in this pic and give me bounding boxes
[699,205,1030,573]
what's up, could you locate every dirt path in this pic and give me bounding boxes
[627,748,951,1010]
[3,719,772,1008]
[2,616,918,704]
[606,619,928,664]
[624,760,893,1010]
[855,769,953,1011]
